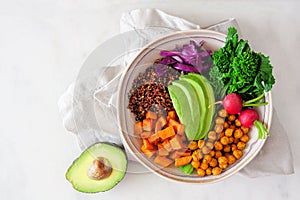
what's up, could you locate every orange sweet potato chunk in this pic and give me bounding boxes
[134,121,143,135]
[155,116,167,133]
[162,139,173,152]
[148,132,160,144]
[157,144,169,156]
[154,156,173,168]
[141,145,155,159]
[143,118,152,131]
[140,131,152,138]
[158,126,176,140]
[146,111,157,120]
[174,155,192,167]
[168,119,181,132]
[142,138,154,150]
[170,135,184,150]
[167,111,176,120]
[177,124,185,135]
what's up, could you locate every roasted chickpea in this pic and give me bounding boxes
[215,117,225,124]
[220,136,229,145]
[241,126,249,134]
[215,150,222,159]
[206,168,212,176]
[202,146,211,155]
[197,168,205,177]
[189,141,198,150]
[234,129,243,139]
[203,154,212,163]
[208,131,217,140]
[191,160,200,169]
[192,149,203,161]
[218,109,227,117]
[225,128,234,137]
[209,158,218,167]
[198,140,205,148]
[223,145,231,153]
[212,167,222,176]
[214,141,223,151]
[223,122,229,129]
[237,141,246,150]
[226,154,236,165]
[228,114,236,121]
[200,162,209,170]
[233,149,243,159]
[209,150,215,157]
[228,136,234,144]
[219,163,228,169]
[206,141,214,150]
[240,134,249,143]
[218,156,228,164]
[231,144,237,152]
[235,119,241,127]
[214,124,224,133]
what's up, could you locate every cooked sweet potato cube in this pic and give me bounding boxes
[148,132,160,144]
[176,150,191,157]
[177,124,185,135]
[154,156,173,168]
[155,116,167,133]
[167,111,176,120]
[170,135,185,150]
[175,155,192,167]
[157,144,169,156]
[168,119,181,132]
[143,118,152,131]
[158,126,176,140]
[142,138,154,150]
[134,121,143,135]
[169,151,179,160]
[140,131,152,138]
[146,111,157,120]
[141,145,155,158]
[162,140,172,152]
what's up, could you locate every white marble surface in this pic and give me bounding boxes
[0,0,299,199]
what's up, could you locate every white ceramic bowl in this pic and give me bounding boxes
[118,29,272,183]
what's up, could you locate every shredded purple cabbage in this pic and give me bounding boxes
[154,40,213,76]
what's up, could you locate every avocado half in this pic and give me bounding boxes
[66,143,127,193]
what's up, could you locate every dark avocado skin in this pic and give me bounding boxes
[66,142,128,193]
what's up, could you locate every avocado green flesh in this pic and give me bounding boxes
[184,73,215,138]
[168,85,193,137]
[66,143,127,193]
[172,80,200,140]
[179,77,206,137]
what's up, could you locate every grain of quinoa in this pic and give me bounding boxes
[128,65,180,121]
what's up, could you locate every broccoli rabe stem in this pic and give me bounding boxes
[243,93,267,107]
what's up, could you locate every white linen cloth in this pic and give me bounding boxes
[58,8,294,177]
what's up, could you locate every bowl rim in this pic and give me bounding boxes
[117,29,273,183]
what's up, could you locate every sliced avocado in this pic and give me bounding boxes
[179,76,206,137]
[66,143,127,193]
[172,80,200,140]
[168,84,193,138]
[184,73,215,138]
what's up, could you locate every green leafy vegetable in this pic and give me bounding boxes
[254,120,270,139]
[179,163,194,175]
[209,27,275,101]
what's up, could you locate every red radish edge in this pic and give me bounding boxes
[222,93,243,114]
[239,109,259,128]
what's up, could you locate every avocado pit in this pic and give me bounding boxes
[88,157,112,180]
